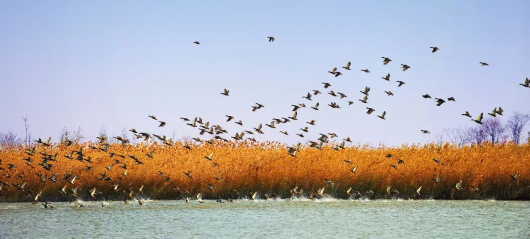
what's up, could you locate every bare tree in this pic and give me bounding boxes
[97,126,109,144]
[442,127,469,146]
[481,117,506,144]
[434,131,445,147]
[466,126,486,145]
[506,112,530,144]
[0,130,23,148]
[22,116,30,145]
[73,127,85,143]
[59,127,70,143]
[59,126,86,144]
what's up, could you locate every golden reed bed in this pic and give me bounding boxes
[0,141,529,202]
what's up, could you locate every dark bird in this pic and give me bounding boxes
[303,92,313,100]
[148,115,157,120]
[382,73,390,81]
[183,171,193,179]
[221,89,229,96]
[342,61,351,70]
[520,78,530,88]
[382,57,392,65]
[495,107,504,116]
[158,121,166,127]
[396,81,405,87]
[378,111,386,120]
[268,36,275,42]
[366,107,375,115]
[350,166,358,174]
[311,102,319,110]
[322,82,331,88]
[401,64,411,71]
[435,98,445,106]
[488,108,497,117]
[360,86,370,95]
[328,67,337,75]
[511,172,520,181]
[430,47,439,53]
[313,90,322,95]
[472,113,484,124]
[193,41,200,45]
[462,111,472,118]
[421,130,430,134]
[448,97,456,102]
[361,69,370,73]
[359,95,369,104]
[385,91,394,96]
[480,62,489,66]
[422,94,431,99]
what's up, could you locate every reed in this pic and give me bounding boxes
[0,141,529,202]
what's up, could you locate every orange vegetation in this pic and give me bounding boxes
[0,141,529,201]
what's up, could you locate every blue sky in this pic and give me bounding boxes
[1,1,529,146]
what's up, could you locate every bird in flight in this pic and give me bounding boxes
[342,61,351,70]
[472,113,484,124]
[221,89,229,96]
[193,41,200,45]
[480,62,489,66]
[382,57,392,65]
[268,37,275,42]
[430,47,439,53]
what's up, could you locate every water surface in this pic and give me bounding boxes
[1,199,529,238]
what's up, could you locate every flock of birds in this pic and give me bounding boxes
[0,37,528,208]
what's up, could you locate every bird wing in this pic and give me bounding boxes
[382,111,386,117]
[293,111,297,118]
[477,113,483,122]
[315,102,319,107]
[346,61,351,68]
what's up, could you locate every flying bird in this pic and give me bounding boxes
[462,111,472,118]
[480,62,489,66]
[342,61,351,70]
[382,57,392,65]
[520,78,529,88]
[360,87,370,95]
[401,64,411,71]
[378,111,386,120]
[193,41,200,45]
[396,81,406,87]
[435,98,445,106]
[268,36,275,42]
[472,113,484,124]
[221,89,229,96]
[430,47,439,53]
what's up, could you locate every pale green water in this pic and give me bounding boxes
[0,199,529,239]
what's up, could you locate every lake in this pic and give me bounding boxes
[0,198,529,238]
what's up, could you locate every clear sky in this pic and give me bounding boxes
[1,1,529,146]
